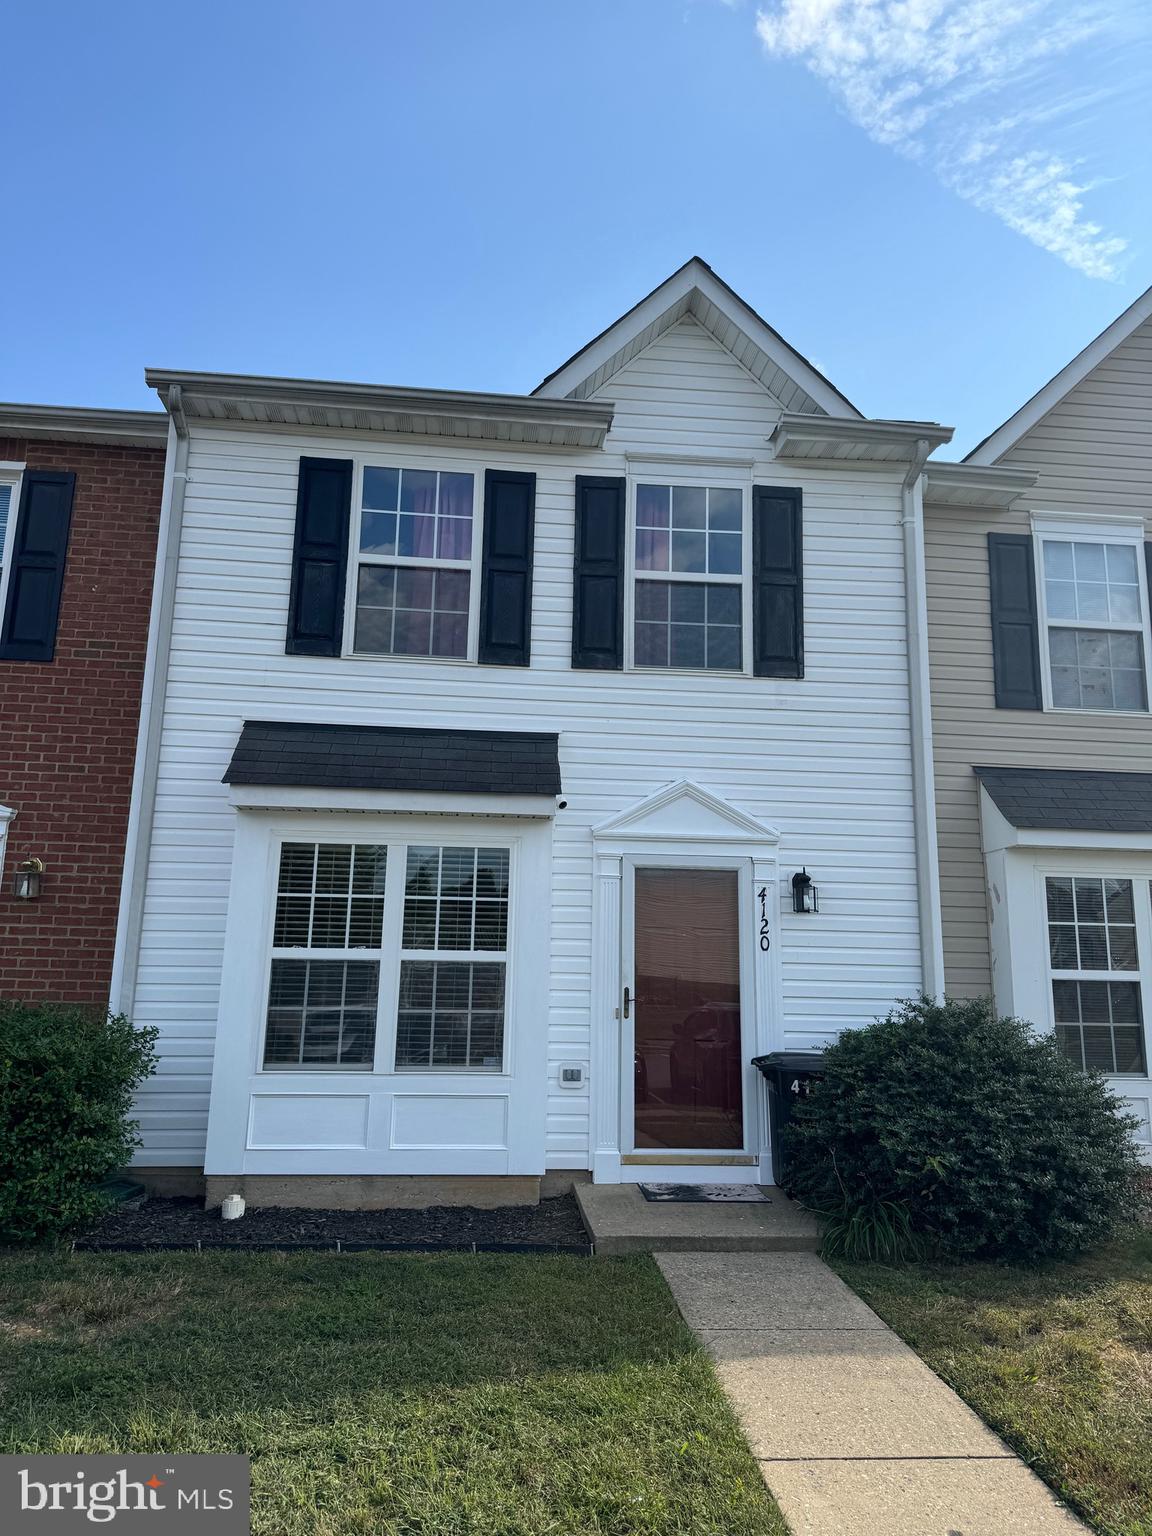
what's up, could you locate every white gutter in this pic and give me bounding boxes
[109,387,189,1016]
[902,442,946,998]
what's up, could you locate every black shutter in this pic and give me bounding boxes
[572,475,625,670]
[478,468,535,666]
[0,470,76,662]
[988,532,1042,709]
[286,457,353,656]
[752,485,803,678]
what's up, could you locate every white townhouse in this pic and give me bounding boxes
[113,259,954,1205]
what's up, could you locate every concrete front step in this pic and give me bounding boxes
[575,1183,819,1254]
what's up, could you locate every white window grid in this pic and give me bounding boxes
[260,835,515,1076]
[0,464,25,625]
[626,471,753,676]
[0,805,13,886]
[1043,870,1152,1078]
[1032,518,1152,715]
[343,457,485,665]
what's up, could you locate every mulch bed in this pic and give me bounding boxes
[74,1193,593,1254]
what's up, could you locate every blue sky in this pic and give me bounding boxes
[1,0,1149,454]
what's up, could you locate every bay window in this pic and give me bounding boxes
[262,838,510,1073]
[1045,875,1148,1075]
[632,481,746,672]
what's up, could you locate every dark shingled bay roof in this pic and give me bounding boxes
[224,721,562,796]
[975,765,1152,832]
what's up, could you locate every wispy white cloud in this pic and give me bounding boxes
[755,0,1131,278]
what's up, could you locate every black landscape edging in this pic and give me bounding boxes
[72,1237,593,1256]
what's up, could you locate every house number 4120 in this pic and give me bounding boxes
[757,886,771,951]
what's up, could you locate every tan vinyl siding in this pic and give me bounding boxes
[927,313,1152,997]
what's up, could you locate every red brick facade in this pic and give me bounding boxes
[0,436,166,1004]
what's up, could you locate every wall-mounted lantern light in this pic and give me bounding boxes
[13,858,44,900]
[791,868,818,914]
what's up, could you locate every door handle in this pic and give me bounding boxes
[623,986,631,1020]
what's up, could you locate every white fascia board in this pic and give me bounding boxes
[771,414,953,458]
[145,370,614,440]
[965,284,1152,465]
[228,785,558,818]
[979,786,1152,853]
[533,258,861,417]
[923,461,1038,506]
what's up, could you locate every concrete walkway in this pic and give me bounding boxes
[576,1183,819,1254]
[657,1252,1089,1535]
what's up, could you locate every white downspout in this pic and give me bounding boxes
[902,441,946,999]
[109,386,189,1016]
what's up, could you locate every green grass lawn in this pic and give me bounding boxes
[836,1234,1152,1536]
[0,1251,785,1536]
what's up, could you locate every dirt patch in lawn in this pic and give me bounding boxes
[75,1193,591,1252]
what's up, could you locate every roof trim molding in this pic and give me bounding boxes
[228,785,557,818]
[145,370,614,449]
[771,414,952,463]
[0,403,168,447]
[965,283,1152,465]
[532,257,861,419]
[923,460,1038,508]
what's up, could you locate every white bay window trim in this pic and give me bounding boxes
[260,833,516,1077]
[1031,513,1152,715]
[203,810,551,1180]
[980,833,1152,1158]
[624,465,754,677]
[341,454,485,665]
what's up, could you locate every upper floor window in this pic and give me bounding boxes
[632,482,746,672]
[351,466,477,661]
[1039,535,1149,712]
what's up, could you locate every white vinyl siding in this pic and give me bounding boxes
[126,323,921,1169]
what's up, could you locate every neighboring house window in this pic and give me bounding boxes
[1039,535,1149,711]
[632,482,745,671]
[0,471,21,618]
[1046,875,1147,1074]
[262,839,509,1073]
[351,466,476,660]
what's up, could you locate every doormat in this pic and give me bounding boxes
[638,1183,771,1203]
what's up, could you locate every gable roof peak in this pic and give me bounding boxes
[965,282,1152,465]
[533,258,861,419]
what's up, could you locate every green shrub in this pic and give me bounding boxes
[0,1002,157,1243]
[785,996,1143,1263]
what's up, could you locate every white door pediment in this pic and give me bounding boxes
[592,780,780,848]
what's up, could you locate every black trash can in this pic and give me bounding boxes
[752,1051,825,1192]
